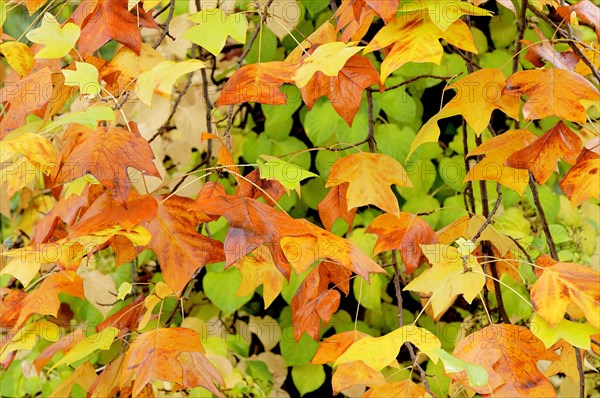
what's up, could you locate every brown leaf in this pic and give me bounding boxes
[557,0,600,40]
[451,324,558,397]
[142,195,225,296]
[302,53,380,126]
[503,68,600,123]
[560,149,600,207]
[236,169,286,206]
[55,122,160,204]
[318,183,357,231]
[522,26,578,71]
[366,212,438,274]
[216,62,298,105]
[74,0,159,57]
[505,122,582,185]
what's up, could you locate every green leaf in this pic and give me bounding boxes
[26,13,80,59]
[432,348,489,387]
[530,314,599,350]
[49,327,118,370]
[63,62,101,96]
[41,106,116,133]
[184,9,248,56]
[500,274,533,323]
[257,155,317,195]
[203,267,253,314]
[117,282,132,300]
[292,364,326,396]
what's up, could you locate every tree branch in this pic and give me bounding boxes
[153,0,176,49]
[528,172,559,260]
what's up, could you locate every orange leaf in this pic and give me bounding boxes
[233,246,285,308]
[331,360,385,393]
[366,212,438,273]
[326,152,411,216]
[142,195,225,296]
[0,68,52,138]
[14,272,84,330]
[522,26,578,71]
[503,68,600,123]
[301,53,380,126]
[451,324,558,397]
[311,330,368,364]
[530,261,600,328]
[73,0,159,57]
[236,169,286,207]
[120,328,223,397]
[465,129,538,194]
[560,150,600,207]
[335,0,377,42]
[216,62,298,105]
[505,121,582,185]
[544,340,583,383]
[364,380,428,397]
[318,183,357,231]
[55,122,160,204]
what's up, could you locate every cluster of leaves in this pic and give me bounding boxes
[1,0,599,397]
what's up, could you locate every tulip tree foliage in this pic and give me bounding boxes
[1,0,600,397]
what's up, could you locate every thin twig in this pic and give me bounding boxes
[366,74,457,93]
[366,90,376,152]
[513,0,529,79]
[528,172,559,260]
[153,0,176,49]
[392,251,434,397]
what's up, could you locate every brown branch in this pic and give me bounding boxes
[391,251,434,396]
[153,0,176,49]
[528,172,559,260]
[366,74,457,93]
[513,0,529,80]
[366,90,376,152]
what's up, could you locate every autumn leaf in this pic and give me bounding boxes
[530,261,600,328]
[410,69,520,157]
[49,361,97,398]
[135,59,205,107]
[505,121,582,185]
[25,13,80,59]
[216,62,298,105]
[0,68,53,137]
[301,53,380,126]
[318,183,357,231]
[311,330,369,364]
[334,325,441,371]
[556,0,600,40]
[0,41,34,77]
[366,212,438,273]
[332,361,385,392]
[326,152,411,216]
[560,150,600,207]
[142,195,225,296]
[74,0,158,57]
[364,12,478,82]
[236,169,286,207]
[183,8,248,56]
[49,327,118,370]
[13,272,85,329]
[404,243,486,319]
[363,381,427,397]
[398,0,492,31]
[292,42,363,87]
[290,261,352,340]
[522,26,578,71]
[530,314,599,350]
[503,68,600,123]
[334,0,399,42]
[543,340,584,383]
[120,328,223,397]
[451,324,558,397]
[465,129,538,194]
[55,122,160,204]
[233,246,285,308]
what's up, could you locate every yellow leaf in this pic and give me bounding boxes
[334,325,441,371]
[136,59,205,107]
[404,244,486,319]
[531,314,599,350]
[0,41,34,77]
[293,42,363,87]
[49,327,118,370]
[25,13,80,59]
[63,62,102,96]
[0,321,61,361]
[117,282,133,300]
